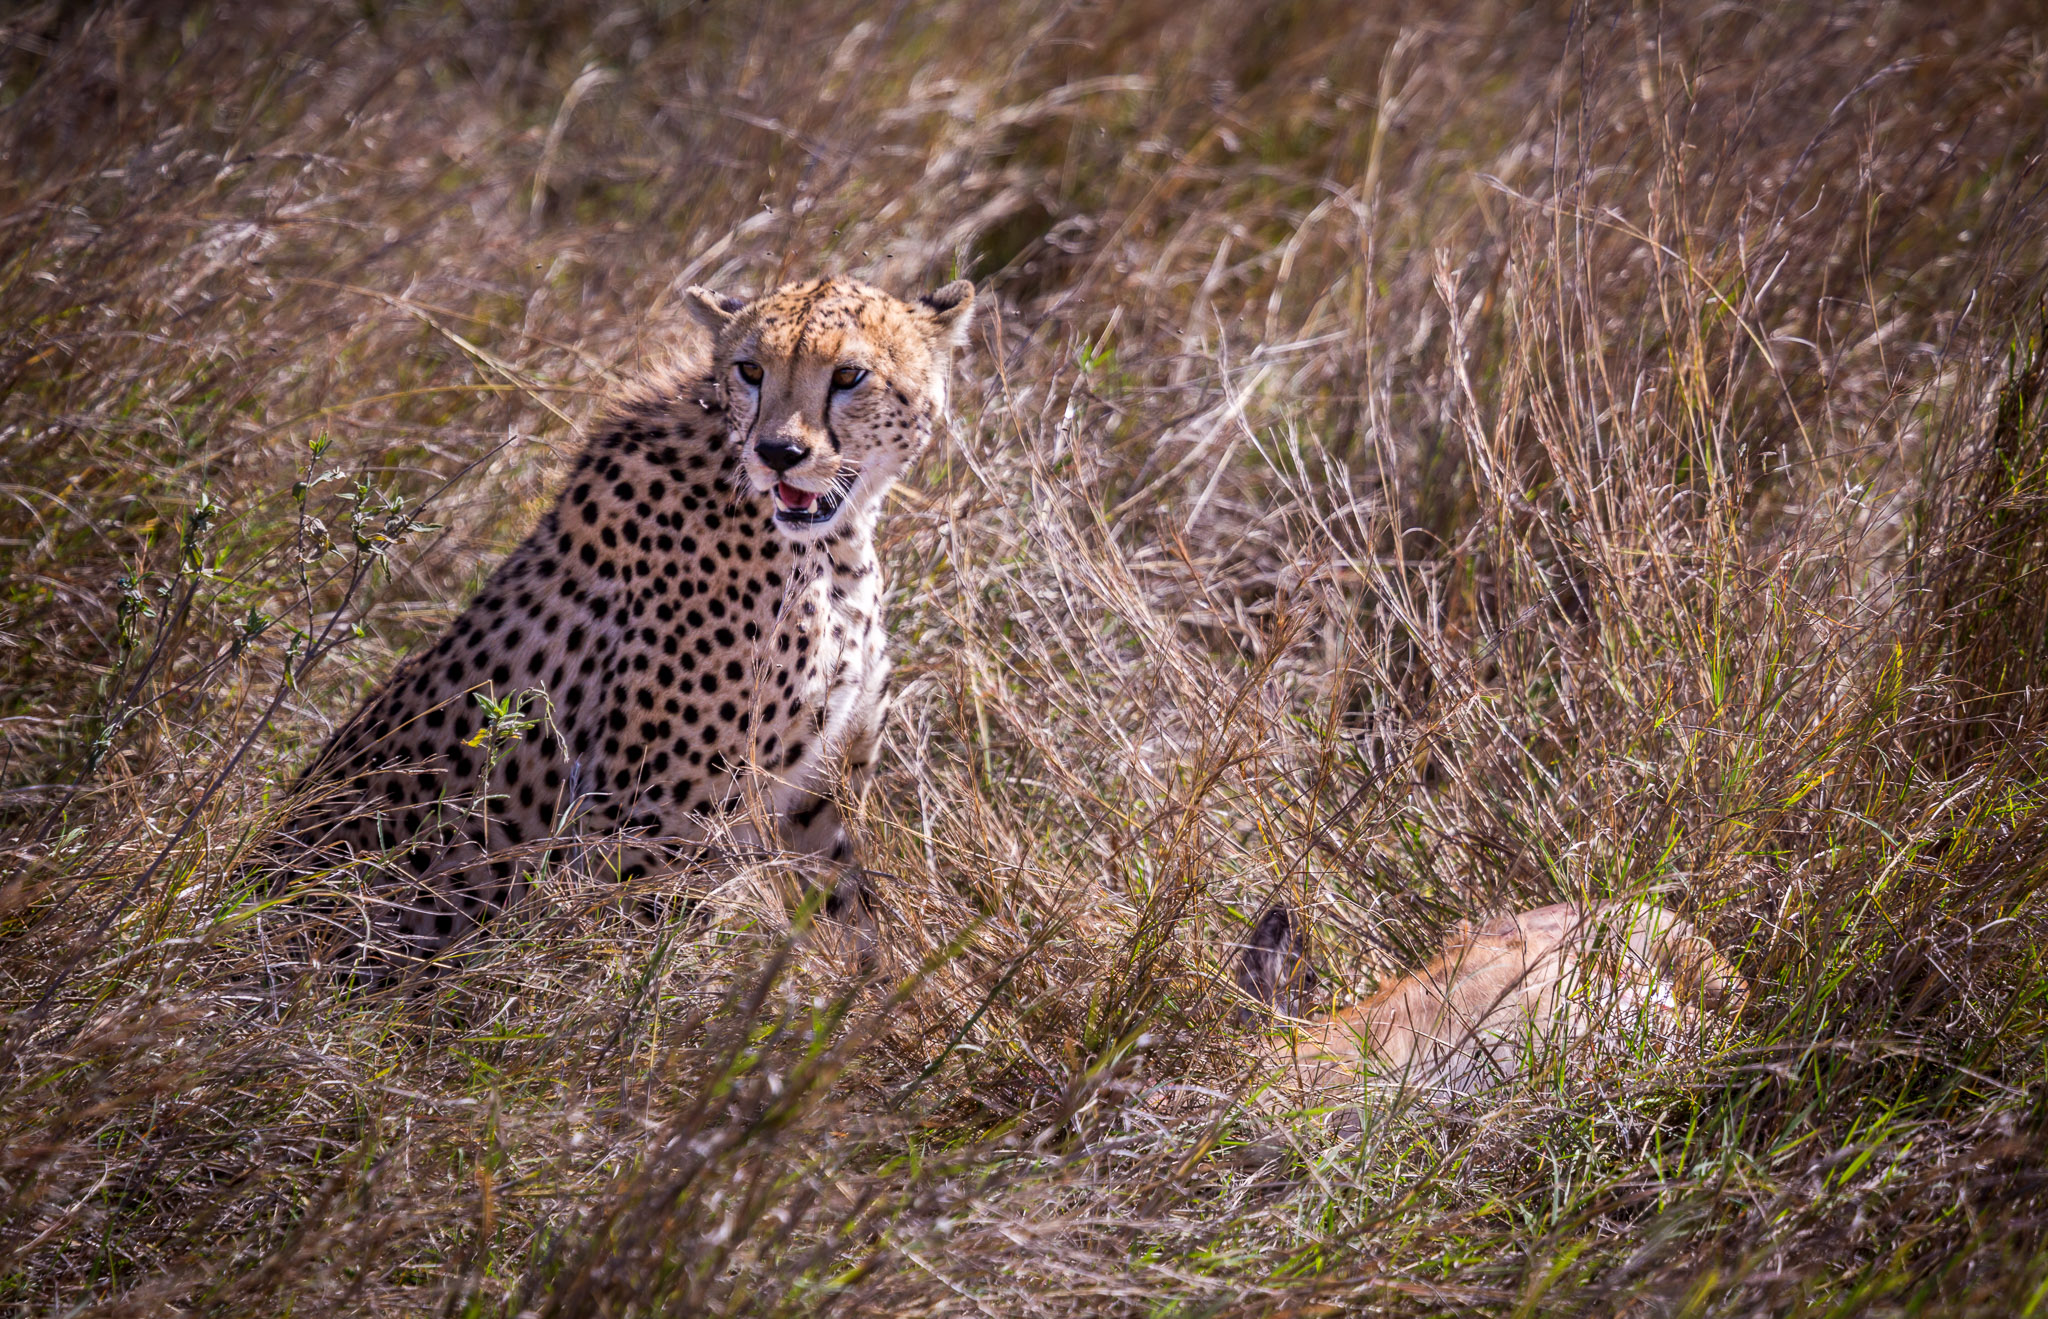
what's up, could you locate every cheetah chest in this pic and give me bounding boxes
[331,456,889,865]
[498,486,884,843]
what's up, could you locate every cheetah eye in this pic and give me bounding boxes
[734,361,764,387]
[829,366,867,392]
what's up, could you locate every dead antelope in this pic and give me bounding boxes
[1235,899,1747,1098]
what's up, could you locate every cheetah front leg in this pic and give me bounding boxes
[780,692,887,961]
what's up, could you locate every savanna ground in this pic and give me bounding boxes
[4,0,2048,1313]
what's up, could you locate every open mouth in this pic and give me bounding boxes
[772,471,857,526]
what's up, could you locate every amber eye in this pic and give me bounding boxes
[735,361,763,387]
[829,366,867,391]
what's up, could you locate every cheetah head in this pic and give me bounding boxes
[687,276,975,543]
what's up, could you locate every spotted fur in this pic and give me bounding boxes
[283,276,974,967]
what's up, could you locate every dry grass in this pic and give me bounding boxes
[4,0,2048,1312]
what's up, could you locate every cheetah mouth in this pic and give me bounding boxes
[772,470,858,526]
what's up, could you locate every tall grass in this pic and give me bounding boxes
[3,0,2048,1312]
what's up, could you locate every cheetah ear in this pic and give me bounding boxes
[687,286,748,334]
[914,279,976,349]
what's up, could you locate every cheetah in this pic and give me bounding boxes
[280,276,975,970]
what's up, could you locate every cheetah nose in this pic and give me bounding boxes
[755,438,809,473]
